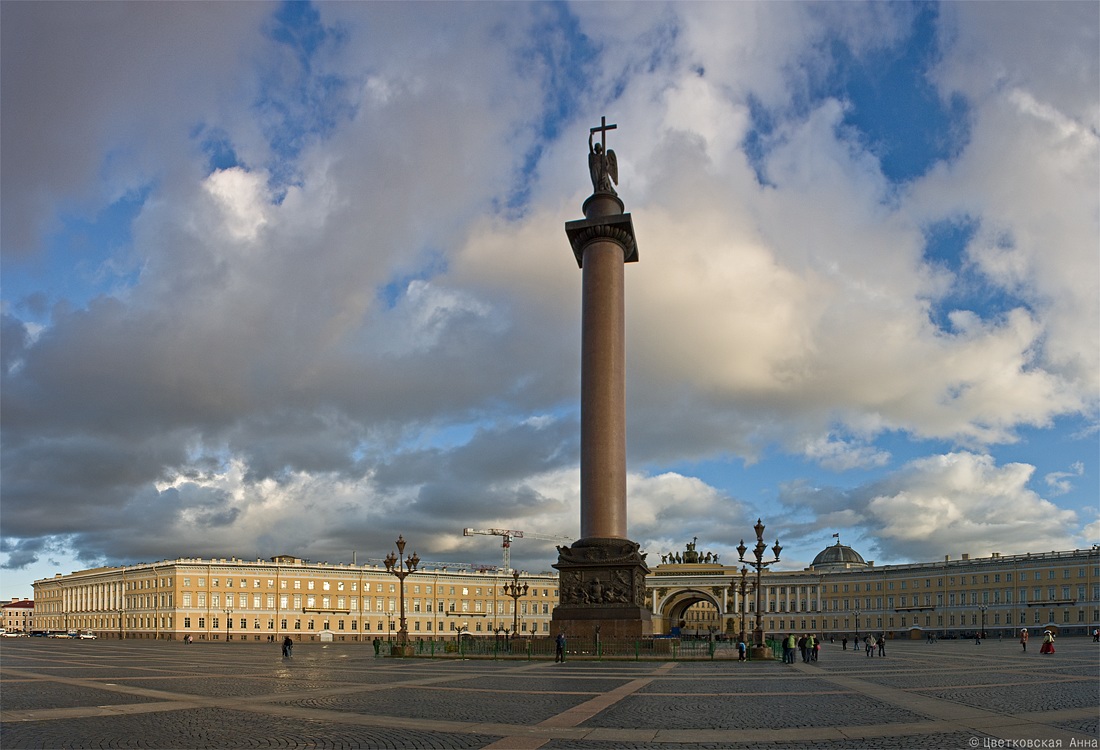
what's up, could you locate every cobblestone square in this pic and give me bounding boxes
[2,638,1097,749]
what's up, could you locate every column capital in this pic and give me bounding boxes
[564,214,639,268]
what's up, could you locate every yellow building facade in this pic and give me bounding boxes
[651,545,1100,639]
[32,546,1100,641]
[32,556,559,641]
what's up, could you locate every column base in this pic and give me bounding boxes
[551,538,653,640]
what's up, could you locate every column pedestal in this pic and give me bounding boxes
[550,538,652,640]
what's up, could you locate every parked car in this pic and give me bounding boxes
[77,633,97,639]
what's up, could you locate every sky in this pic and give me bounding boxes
[2,1,1098,598]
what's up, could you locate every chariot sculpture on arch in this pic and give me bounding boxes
[588,116,619,196]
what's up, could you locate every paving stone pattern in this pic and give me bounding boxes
[1,638,1096,749]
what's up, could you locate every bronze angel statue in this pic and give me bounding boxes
[589,130,618,195]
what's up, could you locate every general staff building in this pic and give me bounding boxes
[31,544,1100,641]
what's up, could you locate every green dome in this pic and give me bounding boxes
[811,542,869,570]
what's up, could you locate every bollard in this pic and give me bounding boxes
[635,640,640,661]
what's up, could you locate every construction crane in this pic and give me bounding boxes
[363,558,497,573]
[462,528,575,573]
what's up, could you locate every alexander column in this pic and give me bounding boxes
[552,118,652,640]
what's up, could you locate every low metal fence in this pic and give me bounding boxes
[391,636,783,661]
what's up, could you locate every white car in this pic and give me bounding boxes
[77,633,97,639]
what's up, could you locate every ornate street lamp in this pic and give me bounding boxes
[852,610,861,643]
[737,519,782,654]
[977,604,988,640]
[502,569,528,638]
[383,535,419,647]
[224,607,233,642]
[117,609,124,641]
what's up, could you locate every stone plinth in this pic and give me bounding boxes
[550,537,652,640]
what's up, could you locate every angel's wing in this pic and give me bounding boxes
[606,149,618,185]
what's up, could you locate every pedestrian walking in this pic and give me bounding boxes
[555,631,566,663]
[1020,628,1028,652]
[842,636,848,651]
[1039,630,1056,654]
[809,634,818,662]
[737,638,747,662]
[798,635,809,663]
[865,636,874,657]
[877,635,885,657]
[282,636,293,658]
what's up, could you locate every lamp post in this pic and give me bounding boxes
[117,609,124,641]
[502,569,528,638]
[852,610,861,644]
[383,535,419,649]
[224,608,233,642]
[737,518,782,655]
[978,604,988,641]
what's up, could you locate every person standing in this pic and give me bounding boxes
[282,636,293,658]
[842,636,848,651]
[784,633,796,664]
[555,631,566,663]
[1020,628,1028,652]
[877,635,885,657]
[1040,630,1056,654]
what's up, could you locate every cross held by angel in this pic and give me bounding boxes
[589,116,619,196]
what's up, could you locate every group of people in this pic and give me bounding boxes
[782,633,820,663]
[1019,628,1058,655]
[838,635,884,656]
[862,635,886,657]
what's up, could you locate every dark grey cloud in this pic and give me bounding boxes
[0,2,271,259]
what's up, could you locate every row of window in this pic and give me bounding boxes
[768,607,1100,632]
[173,593,549,614]
[824,567,1099,594]
[176,577,556,599]
[179,617,550,633]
